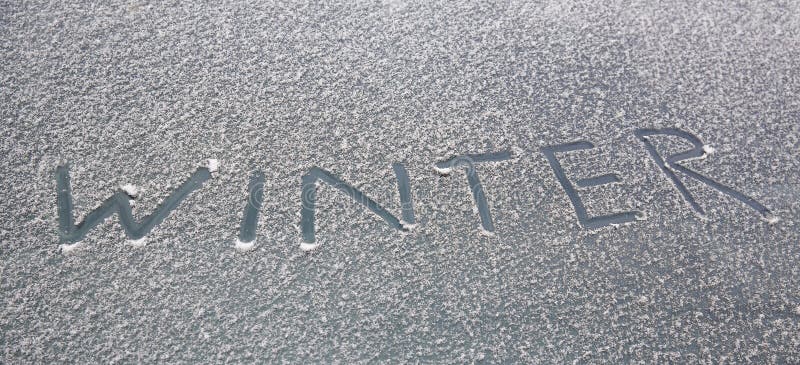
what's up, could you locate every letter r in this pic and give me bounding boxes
[634,127,772,219]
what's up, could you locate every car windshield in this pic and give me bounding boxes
[2,1,799,363]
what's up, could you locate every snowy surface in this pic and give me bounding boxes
[234,238,255,252]
[206,158,220,173]
[120,183,140,197]
[2,0,800,363]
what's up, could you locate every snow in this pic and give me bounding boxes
[765,215,781,225]
[206,159,220,173]
[400,220,418,230]
[4,1,799,362]
[702,145,716,155]
[234,239,256,252]
[299,242,321,252]
[59,242,83,253]
[433,165,453,175]
[121,183,140,197]
[127,237,147,248]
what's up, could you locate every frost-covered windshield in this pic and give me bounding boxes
[2,1,799,363]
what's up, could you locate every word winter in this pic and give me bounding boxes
[55,128,777,252]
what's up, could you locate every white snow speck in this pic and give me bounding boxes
[127,237,147,248]
[433,166,452,175]
[59,242,83,254]
[400,220,418,230]
[299,242,321,252]
[765,215,781,225]
[638,295,649,305]
[703,145,716,155]
[479,227,496,237]
[121,183,139,197]
[206,159,220,173]
[234,239,256,252]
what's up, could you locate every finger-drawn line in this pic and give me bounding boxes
[56,165,211,244]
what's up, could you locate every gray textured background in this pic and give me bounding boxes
[2,0,800,363]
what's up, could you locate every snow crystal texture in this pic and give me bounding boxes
[1,0,799,363]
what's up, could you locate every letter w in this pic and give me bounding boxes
[56,165,211,243]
